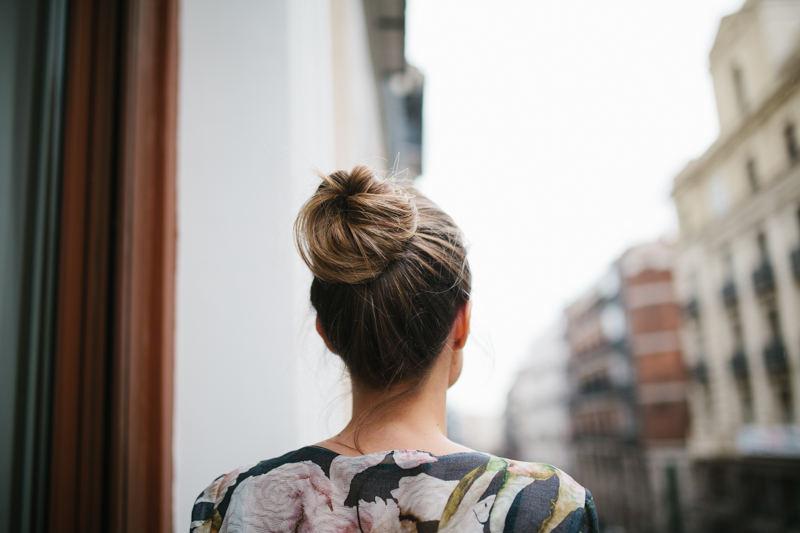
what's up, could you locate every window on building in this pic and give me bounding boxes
[776,376,794,423]
[766,301,782,340]
[746,158,759,192]
[694,313,706,360]
[733,67,748,113]
[796,206,800,232]
[737,379,754,423]
[731,313,744,347]
[665,465,683,533]
[757,231,770,263]
[785,123,799,163]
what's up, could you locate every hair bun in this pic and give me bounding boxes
[294,166,418,283]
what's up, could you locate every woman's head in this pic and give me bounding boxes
[294,166,471,392]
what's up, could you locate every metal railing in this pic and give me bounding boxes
[763,338,788,375]
[721,281,738,308]
[730,348,748,379]
[684,298,699,320]
[692,360,709,383]
[752,261,775,296]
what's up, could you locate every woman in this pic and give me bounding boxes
[191,167,598,533]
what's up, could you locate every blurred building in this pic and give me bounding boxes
[1,0,422,531]
[620,243,692,533]
[671,1,800,531]
[566,241,690,533]
[456,413,505,456]
[504,322,573,472]
[381,63,424,178]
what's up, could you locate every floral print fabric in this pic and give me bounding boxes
[191,446,598,533]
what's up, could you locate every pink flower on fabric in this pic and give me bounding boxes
[220,460,359,533]
[393,450,437,469]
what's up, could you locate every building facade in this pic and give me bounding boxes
[671,1,800,531]
[566,261,650,533]
[619,243,692,533]
[504,322,573,472]
[566,241,690,533]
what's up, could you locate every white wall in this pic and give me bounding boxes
[175,2,296,529]
[330,0,386,170]
[174,0,386,530]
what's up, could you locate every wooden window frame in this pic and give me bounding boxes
[48,0,177,531]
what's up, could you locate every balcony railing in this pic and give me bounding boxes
[752,261,775,296]
[763,338,788,375]
[721,281,738,308]
[692,360,709,383]
[683,298,699,320]
[791,248,800,283]
[730,348,748,379]
[569,385,634,408]
[579,377,613,395]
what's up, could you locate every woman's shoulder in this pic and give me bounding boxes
[488,456,598,533]
[190,447,598,533]
[189,447,318,531]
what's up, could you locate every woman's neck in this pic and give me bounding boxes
[315,350,472,456]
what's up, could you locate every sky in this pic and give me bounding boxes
[405,0,744,417]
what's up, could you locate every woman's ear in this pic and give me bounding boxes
[452,300,472,351]
[315,316,336,353]
[446,301,471,388]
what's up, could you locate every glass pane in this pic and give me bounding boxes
[0,0,67,530]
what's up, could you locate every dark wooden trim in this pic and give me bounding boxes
[49,0,176,530]
[111,0,177,530]
[49,0,124,530]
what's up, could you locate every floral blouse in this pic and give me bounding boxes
[191,446,598,533]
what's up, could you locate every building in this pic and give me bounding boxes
[0,1,422,531]
[671,1,800,531]
[456,413,505,456]
[504,322,573,472]
[566,241,690,533]
[566,260,649,533]
[619,242,692,533]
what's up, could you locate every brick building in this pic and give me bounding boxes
[567,241,691,533]
[620,242,692,533]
